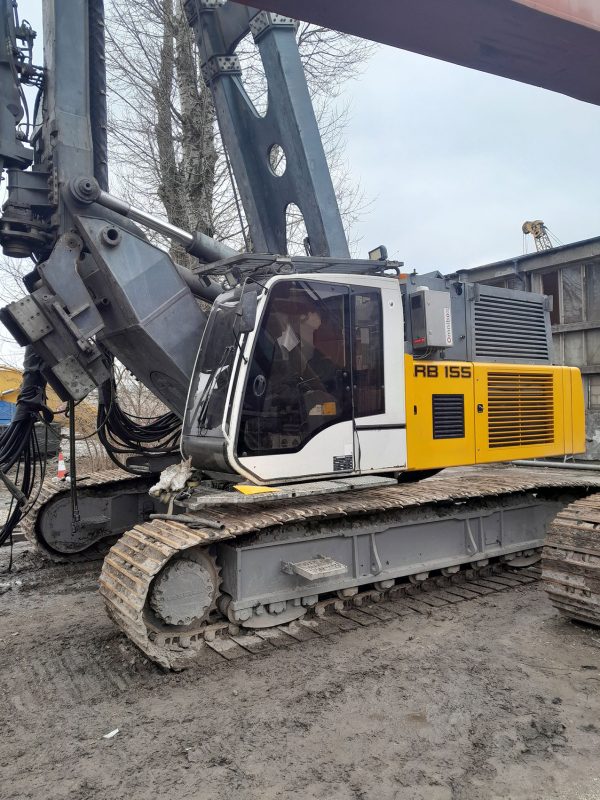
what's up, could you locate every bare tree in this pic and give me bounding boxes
[0,1,376,457]
[105,0,217,265]
[0,257,30,366]
[105,0,375,258]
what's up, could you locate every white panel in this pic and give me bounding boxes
[237,421,355,482]
[354,428,406,472]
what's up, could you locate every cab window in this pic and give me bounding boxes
[352,290,385,417]
[237,281,385,457]
[238,281,351,455]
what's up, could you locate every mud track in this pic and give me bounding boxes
[1,543,600,800]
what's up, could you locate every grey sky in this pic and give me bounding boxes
[341,44,600,272]
[16,1,600,275]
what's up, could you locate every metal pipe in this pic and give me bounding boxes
[99,189,237,262]
[149,513,224,530]
[173,263,223,304]
[70,177,237,262]
[513,459,600,472]
[96,188,194,246]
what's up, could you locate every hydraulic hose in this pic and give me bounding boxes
[0,347,52,550]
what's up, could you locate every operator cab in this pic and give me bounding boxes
[182,274,407,484]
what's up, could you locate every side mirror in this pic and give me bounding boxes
[236,289,258,334]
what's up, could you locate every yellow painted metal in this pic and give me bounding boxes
[569,367,586,454]
[0,366,25,404]
[562,367,574,455]
[0,366,64,411]
[404,355,475,470]
[473,363,565,463]
[0,367,100,434]
[234,484,278,495]
[404,355,586,470]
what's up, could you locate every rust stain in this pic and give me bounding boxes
[512,0,600,31]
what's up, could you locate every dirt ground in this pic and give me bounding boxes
[1,544,600,800]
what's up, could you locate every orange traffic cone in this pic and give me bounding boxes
[56,451,67,480]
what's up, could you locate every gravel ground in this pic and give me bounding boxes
[1,544,600,800]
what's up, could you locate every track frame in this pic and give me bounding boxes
[98,467,600,669]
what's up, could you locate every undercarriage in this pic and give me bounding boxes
[19,465,600,669]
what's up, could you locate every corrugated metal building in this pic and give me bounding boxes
[451,236,600,459]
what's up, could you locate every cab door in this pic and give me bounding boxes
[233,278,355,483]
[351,283,407,473]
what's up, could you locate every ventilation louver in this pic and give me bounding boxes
[474,294,550,362]
[487,372,554,448]
[432,394,465,439]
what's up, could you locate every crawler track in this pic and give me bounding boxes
[19,470,153,562]
[191,563,542,667]
[543,494,600,625]
[100,467,600,669]
[101,518,541,671]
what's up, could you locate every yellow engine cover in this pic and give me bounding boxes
[404,355,585,471]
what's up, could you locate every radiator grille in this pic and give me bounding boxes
[432,394,465,439]
[474,294,550,361]
[487,372,554,448]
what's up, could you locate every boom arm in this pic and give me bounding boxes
[231,0,600,107]
[0,1,349,414]
[184,1,349,257]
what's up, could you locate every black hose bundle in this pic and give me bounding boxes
[96,374,181,475]
[0,347,52,551]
